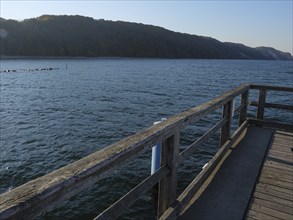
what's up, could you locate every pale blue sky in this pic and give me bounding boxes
[1,0,292,54]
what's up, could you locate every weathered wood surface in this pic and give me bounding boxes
[157,132,180,218]
[0,84,249,219]
[248,119,293,132]
[220,101,233,146]
[245,131,293,220]
[250,101,293,111]
[256,88,266,120]
[94,165,169,220]
[159,120,249,220]
[239,90,249,126]
[250,84,293,92]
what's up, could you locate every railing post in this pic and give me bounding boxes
[220,101,233,147]
[157,131,180,218]
[239,90,249,126]
[257,88,266,120]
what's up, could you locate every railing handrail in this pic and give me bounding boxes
[246,84,293,132]
[250,84,293,92]
[1,84,292,220]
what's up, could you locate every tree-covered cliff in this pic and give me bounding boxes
[0,15,292,60]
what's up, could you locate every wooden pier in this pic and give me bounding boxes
[245,131,293,220]
[0,84,292,220]
[178,127,292,220]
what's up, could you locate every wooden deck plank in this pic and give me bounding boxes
[249,203,292,220]
[273,141,292,146]
[276,135,293,141]
[252,191,293,207]
[246,130,293,220]
[261,166,293,178]
[264,160,292,172]
[270,145,291,152]
[255,185,293,201]
[258,175,293,189]
[256,182,293,196]
[268,152,292,162]
[272,142,292,148]
[270,145,291,151]
[273,142,292,147]
[251,197,293,215]
[271,139,292,145]
[275,131,293,136]
[272,143,292,149]
[273,140,292,145]
[272,137,292,142]
[260,169,293,183]
[246,209,282,220]
[261,166,292,177]
[274,135,293,140]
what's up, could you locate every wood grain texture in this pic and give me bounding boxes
[250,101,293,111]
[0,84,249,219]
[220,101,233,146]
[256,88,266,120]
[157,132,180,218]
[239,90,249,126]
[245,131,293,220]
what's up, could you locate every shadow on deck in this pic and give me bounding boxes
[179,126,293,220]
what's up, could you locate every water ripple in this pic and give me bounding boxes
[0,59,292,219]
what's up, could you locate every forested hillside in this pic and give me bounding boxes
[0,15,292,60]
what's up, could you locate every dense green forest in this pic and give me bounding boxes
[0,15,292,60]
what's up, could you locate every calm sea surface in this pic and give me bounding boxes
[0,59,292,219]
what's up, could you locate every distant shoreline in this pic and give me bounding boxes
[1,55,292,61]
[0,55,117,59]
[0,55,182,60]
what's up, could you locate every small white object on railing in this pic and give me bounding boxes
[202,163,209,170]
[151,118,167,175]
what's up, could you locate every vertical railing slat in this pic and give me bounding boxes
[157,132,180,218]
[239,90,249,126]
[220,101,233,147]
[257,89,267,120]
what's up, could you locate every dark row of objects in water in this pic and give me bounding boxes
[0,67,59,73]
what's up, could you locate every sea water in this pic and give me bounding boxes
[1,58,292,219]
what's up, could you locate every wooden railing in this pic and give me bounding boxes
[1,84,292,220]
[248,84,293,132]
